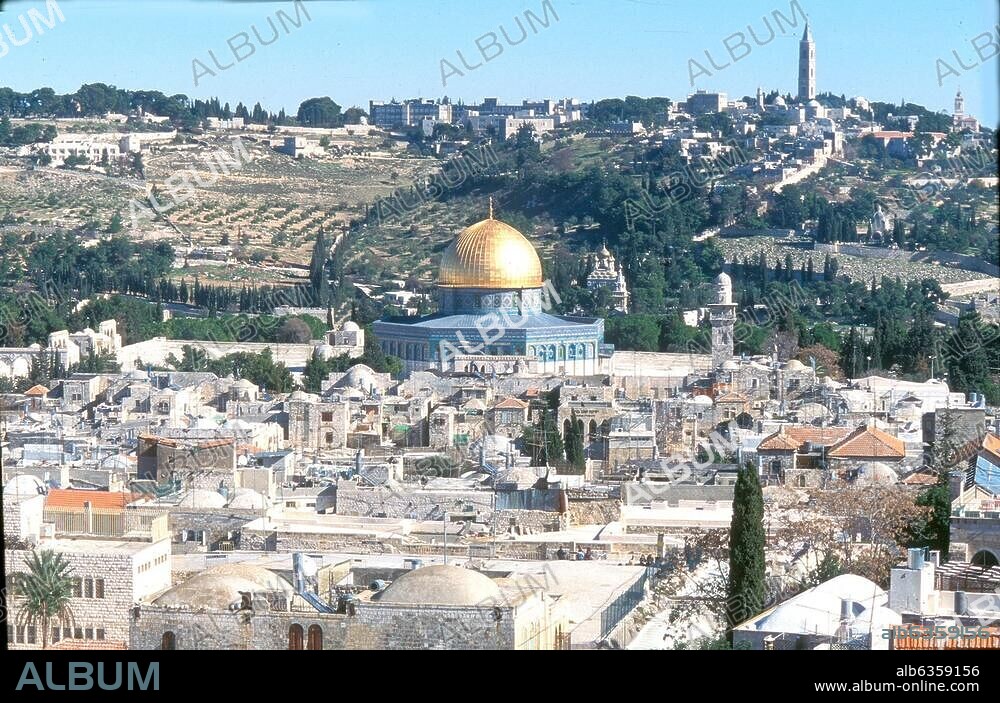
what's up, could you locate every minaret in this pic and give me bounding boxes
[798,22,816,102]
[954,88,965,117]
[756,86,765,111]
[709,272,737,370]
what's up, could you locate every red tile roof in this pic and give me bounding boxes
[827,425,905,459]
[894,627,1000,650]
[983,433,1000,459]
[139,434,234,449]
[23,384,50,397]
[493,397,528,410]
[45,489,130,511]
[758,426,851,453]
[901,471,938,486]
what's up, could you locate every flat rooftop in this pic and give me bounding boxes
[169,550,649,646]
[22,537,163,556]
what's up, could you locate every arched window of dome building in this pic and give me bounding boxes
[307,624,323,650]
[289,624,304,650]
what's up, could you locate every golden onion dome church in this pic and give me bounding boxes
[373,205,609,376]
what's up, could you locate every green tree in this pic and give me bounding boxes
[14,550,76,650]
[726,463,766,643]
[107,212,123,234]
[605,314,660,351]
[910,477,950,558]
[521,410,564,467]
[945,311,999,404]
[309,229,330,305]
[297,97,343,127]
[301,349,330,393]
[564,411,586,472]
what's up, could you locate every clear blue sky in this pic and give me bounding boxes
[1,0,997,125]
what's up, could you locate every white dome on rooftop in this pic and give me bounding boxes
[376,565,503,606]
[227,489,270,510]
[4,474,45,499]
[812,574,885,601]
[177,488,227,509]
[154,564,292,610]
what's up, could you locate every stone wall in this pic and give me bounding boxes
[567,499,621,525]
[131,602,517,650]
[168,509,263,549]
[495,509,566,534]
[7,539,170,650]
[334,485,494,521]
[783,467,824,489]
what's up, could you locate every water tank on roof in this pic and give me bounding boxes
[907,547,925,570]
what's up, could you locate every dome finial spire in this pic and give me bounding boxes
[488,196,494,219]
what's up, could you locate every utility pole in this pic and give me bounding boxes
[443,510,449,565]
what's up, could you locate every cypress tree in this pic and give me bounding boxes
[564,412,586,472]
[727,462,766,643]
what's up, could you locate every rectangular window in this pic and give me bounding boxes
[84,578,94,598]
[85,627,94,640]
[325,432,334,445]
[321,412,333,422]
[96,629,105,641]
[72,577,82,598]
[26,626,36,644]
[95,578,105,599]
[15,626,23,643]
[52,627,60,643]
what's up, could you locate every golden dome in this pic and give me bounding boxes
[439,216,543,289]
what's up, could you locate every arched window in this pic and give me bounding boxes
[161,631,176,650]
[972,550,999,567]
[567,344,576,361]
[288,624,304,650]
[589,420,598,442]
[307,624,323,650]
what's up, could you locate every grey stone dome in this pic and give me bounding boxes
[376,565,502,606]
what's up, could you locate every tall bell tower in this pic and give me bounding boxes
[798,23,816,102]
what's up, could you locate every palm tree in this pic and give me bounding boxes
[14,549,76,649]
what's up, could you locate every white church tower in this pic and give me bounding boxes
[798,23,816,102]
